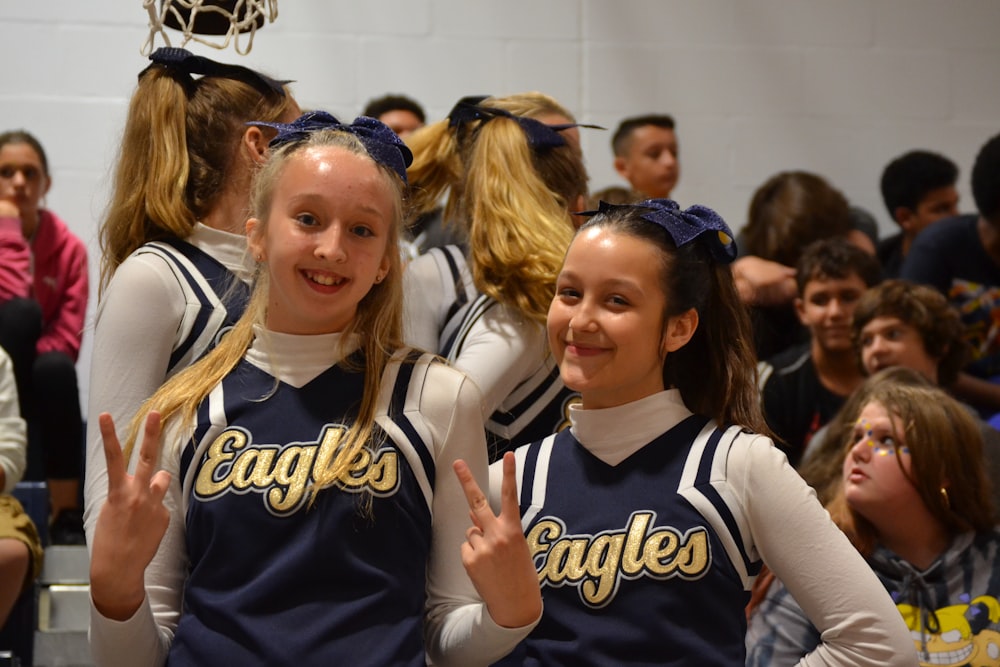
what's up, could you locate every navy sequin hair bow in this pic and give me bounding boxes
[140,47,290,97]
[447,98,603,150]
[579,199,738,264]
[249,111,413,183]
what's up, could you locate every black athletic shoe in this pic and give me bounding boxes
[49,508,87,546]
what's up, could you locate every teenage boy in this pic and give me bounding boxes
[758,238,881,466]
[877,150,959,278]
[361,93,426,140]
[902,132,1000,416]
[806,278,1000,517]
[610,114,679,199]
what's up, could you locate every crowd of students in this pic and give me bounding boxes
[2,45,999,665]
[743,133,1000,666]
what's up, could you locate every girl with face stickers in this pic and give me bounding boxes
[748,367,1000,666]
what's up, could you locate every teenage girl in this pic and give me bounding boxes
[87,114,540,666]
[82,47,300,542]
[403,93,590,459]
[748,367,1000,666]
[481,199,914,665]
[0,129,88,541]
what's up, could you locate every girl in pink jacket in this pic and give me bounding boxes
[0,129,88,544]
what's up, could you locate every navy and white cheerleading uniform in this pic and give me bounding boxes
[131,237,250,374]
[89,329,534,667]
[489,390,915,666]
[403,244,478,353]
[404,245,578,461]
[85,223,255,544]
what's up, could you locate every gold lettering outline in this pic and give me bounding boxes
[194,425,402,516]
[526,510,712,608]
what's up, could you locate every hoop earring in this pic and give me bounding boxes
[940,487,950,510]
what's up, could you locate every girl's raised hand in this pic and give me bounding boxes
[452,452,542,628]
[89,411,172,621]
[0,199,19,218]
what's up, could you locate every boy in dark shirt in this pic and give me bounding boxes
[758,238,881,466]
[902,132,1000,416]
[877,150,959,278]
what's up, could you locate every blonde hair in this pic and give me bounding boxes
[406,92,587,323]
[124,129,407,505]
[469,118,580,321]
[405,91,577,222]
[100,66,296,290]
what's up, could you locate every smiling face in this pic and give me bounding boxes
[548,226,695,409]
[795,273,868,353]
[842,401,921,528]
[247,144,395,335]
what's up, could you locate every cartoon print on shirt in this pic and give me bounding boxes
[948,280,1000,376]
[897,595,1000,667]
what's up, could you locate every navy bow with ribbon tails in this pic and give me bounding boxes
[140,46,290,97]
[447,99,603,151]
[249,111,413,183]
[446,95,492,127]
[581,199,739,264]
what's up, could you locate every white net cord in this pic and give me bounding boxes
[142,0,278,56]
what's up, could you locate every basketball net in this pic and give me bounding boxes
[142,0,278,56]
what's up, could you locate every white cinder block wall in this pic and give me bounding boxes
[1,0,998,407]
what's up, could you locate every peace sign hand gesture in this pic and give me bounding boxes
[452,452,542,628]
[89,411,172,621]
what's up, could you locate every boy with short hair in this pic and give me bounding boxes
[801,278,1000,518]
[361,93,426,140]
[902,132,1000,415]
[877,150,959,278]
[610,114,679,199]
[758,238,881,466]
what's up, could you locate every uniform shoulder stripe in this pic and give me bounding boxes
[679,421,763,590]
[180,380,232,515]
[429,245,475,313]
[441,293,496,360]
[137,240,249,373]
[386,349,437,483]
[516,431,562,528]
[375,349,441,513]
[487,357,565,430]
